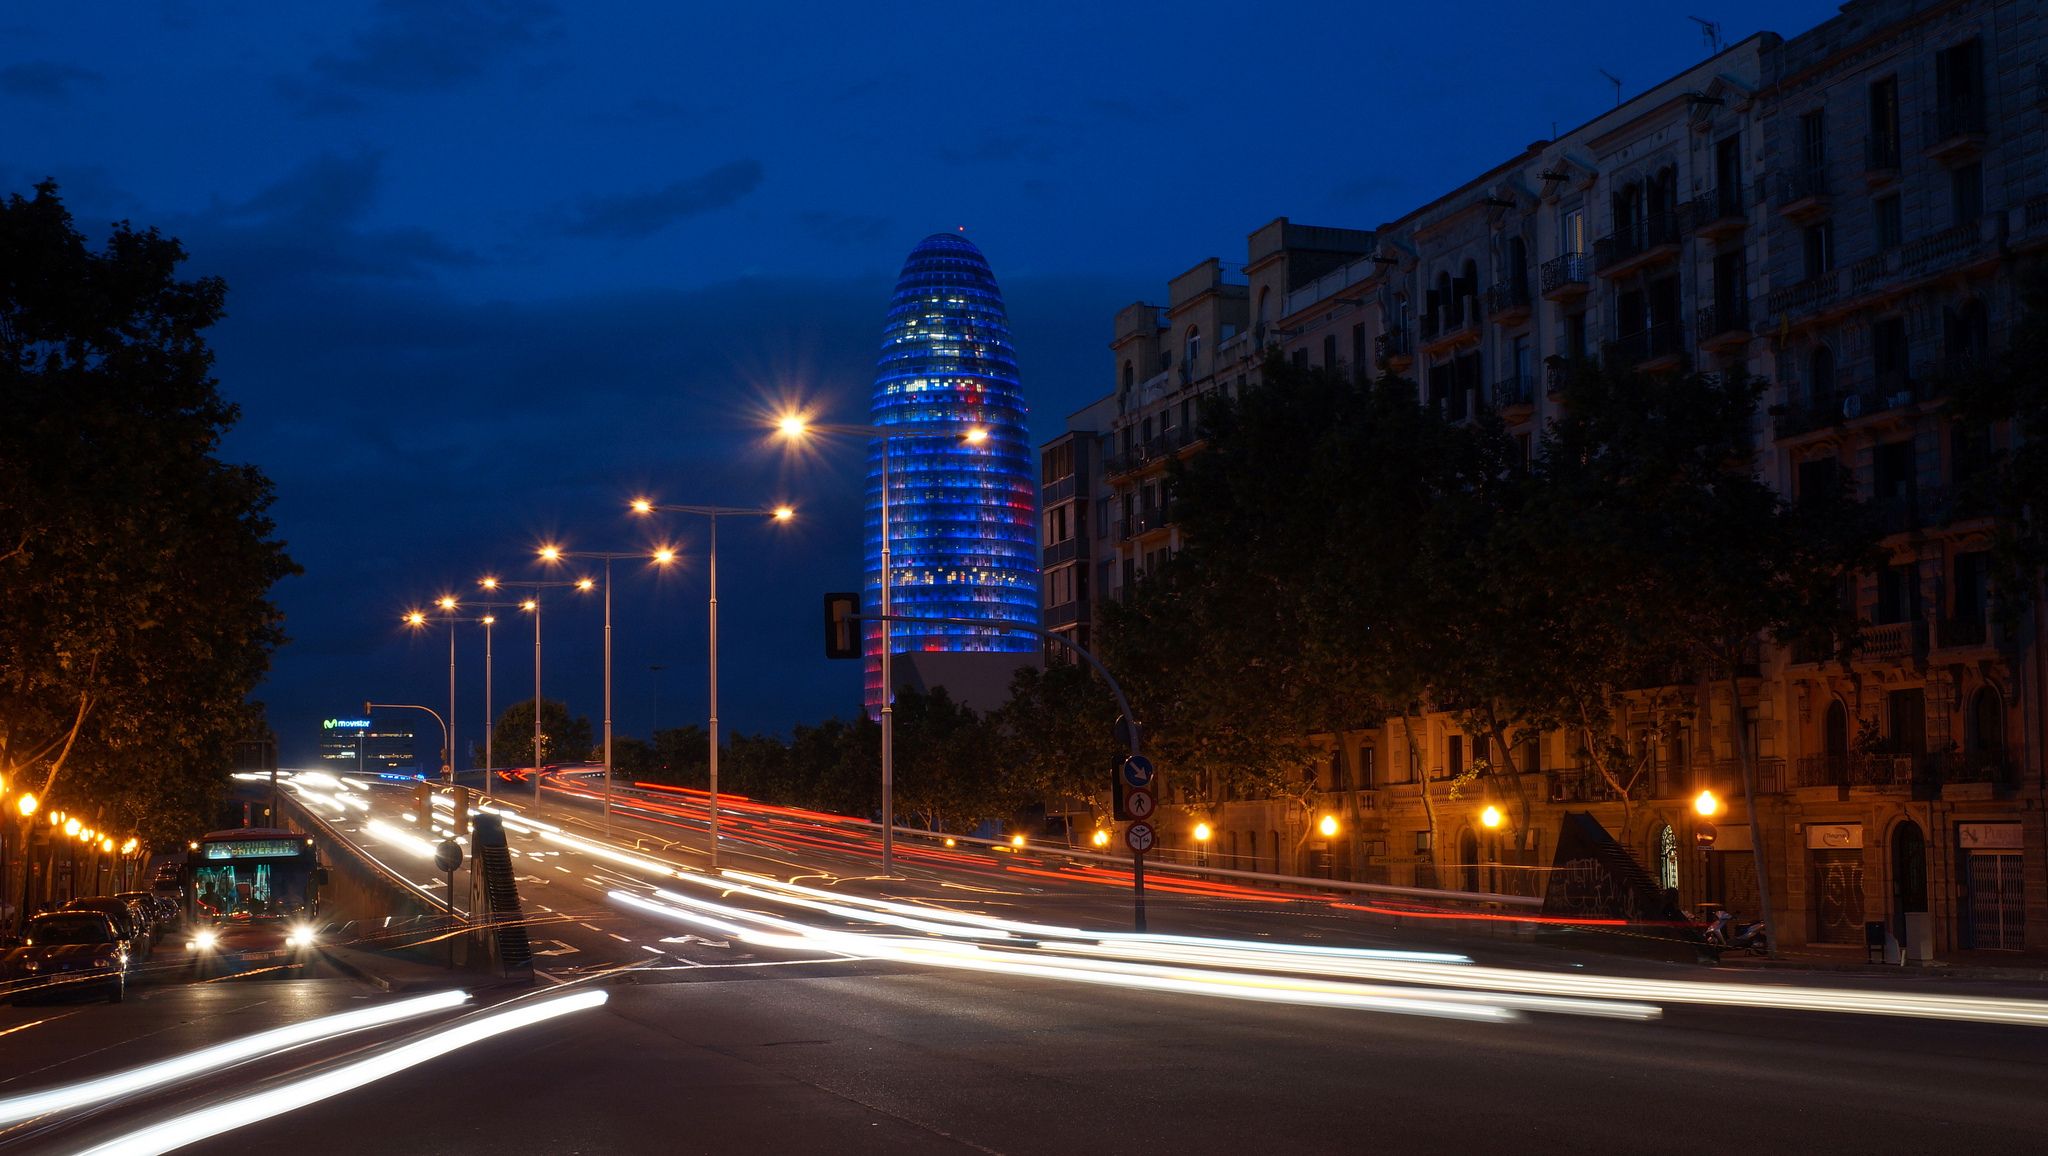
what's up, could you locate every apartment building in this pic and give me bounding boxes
[1041,0,2047,955]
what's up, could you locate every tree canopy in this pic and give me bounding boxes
[0,182,297,845]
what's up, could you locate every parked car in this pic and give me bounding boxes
[65,897,151,960]
[116,892,166,938]
[4,911,130,1002]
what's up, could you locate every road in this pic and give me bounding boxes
[4,771,2047,1153]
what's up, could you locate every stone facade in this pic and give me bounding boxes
[1042,0,2048,956]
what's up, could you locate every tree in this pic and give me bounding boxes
[991,662,1124,825]
[490,699,594,766]
[0,182,297,842]
[1540,362,1878,947]
[889,686,1002,833]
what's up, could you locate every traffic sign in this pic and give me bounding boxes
[1125,821,1155,854]
[1120,754,1155,790]
[1124,788,1156,821]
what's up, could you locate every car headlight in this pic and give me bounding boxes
[192,930,218,951]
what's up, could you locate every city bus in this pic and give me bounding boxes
[185,828,330,966]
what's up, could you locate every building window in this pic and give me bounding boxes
[1560,206,1585,256]
[1802,220,1834,279]
[1873,316,1910,388]
[1799,108,1827,170]
[1444,734,1463,780]
[1121,361,1134,394]
[1322,334,1338,370]
[1952,162,1983,227]
[1867,76,1900,169]
[1184,326,1201,374]
[1874,194,1903,250]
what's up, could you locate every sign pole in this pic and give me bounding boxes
[1133,846,1146,932]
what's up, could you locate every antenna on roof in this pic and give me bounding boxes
[1689,16,1723,55]
[1598,69,1623,108]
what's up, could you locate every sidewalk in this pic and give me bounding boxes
[1711,947,2048,984]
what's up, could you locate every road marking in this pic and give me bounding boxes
[639,945,665,954]
[580,922,603,932]
[608,934,631,943]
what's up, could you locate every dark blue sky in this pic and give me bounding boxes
[6,0,1840,764]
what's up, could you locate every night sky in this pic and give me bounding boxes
[6,1,1840,765]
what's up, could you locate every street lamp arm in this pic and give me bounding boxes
[638,503,782,518]
[363,702,450,776]
[854,612,1140,758]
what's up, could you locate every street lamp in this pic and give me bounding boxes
[403,597,462,781]
[1193,821,1213,870]
[775,410,988,876]
[629,499,793,866]
[483,575,594,805]
[1694,789,1721,817]
[1480,805,1504,829]
[365,701,448,787]
[1318,814,1340,839]
[537,546,676,832]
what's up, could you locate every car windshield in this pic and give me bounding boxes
[27,916,112,945]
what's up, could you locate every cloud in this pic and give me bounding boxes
[0,61,101,99]
[558,160,764,240]
[176,152,478,285]
[798,211,890,247]
[276,0,558,113]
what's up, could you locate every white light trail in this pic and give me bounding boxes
[0,991,469,1124]
[364,819,436,859]
[75,991,608,1156]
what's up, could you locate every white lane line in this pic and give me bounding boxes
[608,934,631,943]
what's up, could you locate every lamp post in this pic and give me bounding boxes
[404,598,462,782]
[365,701,447,787]
[462,601,522,799]
[629,501,792,866]
[483,576,593,807]
[538,547,675,834]
[775,412,986,876]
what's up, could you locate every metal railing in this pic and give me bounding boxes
[1493,373,1535,409]
[1776,164,1829,206]
[1688,185,1745,225]
[1696,298,1749,341]
[1042,537,1082,566]
[1540,252,1590,294]
[1602,320,1686,368]
[1485,278,1531,316]
[1593,212,1687,273]
[1929,94,1986,144]
[1375,326,1412,366]
[1764,270,1839,317]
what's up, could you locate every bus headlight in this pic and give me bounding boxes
[286,926,316,949]
[191,930,218,952]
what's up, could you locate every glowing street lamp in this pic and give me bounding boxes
[1480,805,1504,829]
[773,410,991,876]
[1694,789,1721,818]
[16,793,35,817]
[630,499,794,865]
[404,596,462,781]
[484,575,595,805]
[1091,829,1110,848]
[538,545,676,832]
[63,817,80,838]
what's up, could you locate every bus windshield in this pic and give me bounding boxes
[190,831,319,922]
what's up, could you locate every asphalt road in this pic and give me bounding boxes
[12,960,2047,1154]
[7,776,2047,1153]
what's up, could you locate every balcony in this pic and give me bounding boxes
[1774,165,1830,221]
[1492,373,1535,416]
[1862,133,1902,180]
[1485,278,1532,325]
[1117,505,1172,541]
[1697,757,1787,797]
[1593,212,1686,278]
[1375,326,1414,373]
[1539,252,1591,301]
[1935,609,1996,651]
[1546,767,1620,804]
[1601,320,1686,372]
[1042,537,1082,566]
[1695,299,1751,354]
[1419,298,1480,354]
[1856,620,1927,662]
[1045,601,1081,629]
[1762,270,1839,322]
[1688,186,1747,239]
[1924,95,1987,162]
[1544,357,1587,396]
[1041,475,1076,505]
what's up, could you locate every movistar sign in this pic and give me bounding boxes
[323,718,372,730]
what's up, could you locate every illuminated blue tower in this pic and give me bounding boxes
[864,233,1038,712]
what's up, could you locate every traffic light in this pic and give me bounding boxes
[823,592,860,659]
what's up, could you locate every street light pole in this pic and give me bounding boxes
[493,574,596,811]
[365,702,448,788]
[483,615,494,793]
[630,503,789,868]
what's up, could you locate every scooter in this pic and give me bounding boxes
[1702,908,1770,955]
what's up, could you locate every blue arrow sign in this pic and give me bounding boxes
[1120,754,1155,789]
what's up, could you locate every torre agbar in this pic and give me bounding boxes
[863,233,1039,712]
